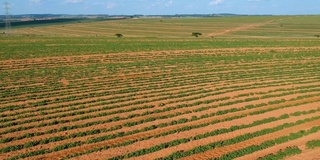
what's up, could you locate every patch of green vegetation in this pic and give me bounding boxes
[1,37,320,60]
[306,139,320,149]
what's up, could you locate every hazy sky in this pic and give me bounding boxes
[2,0,320,15]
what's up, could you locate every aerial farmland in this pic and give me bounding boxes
[1,14,320,160]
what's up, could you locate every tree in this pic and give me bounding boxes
[314,35,320,38]
[192,32,202,37]
[115,33,123,38]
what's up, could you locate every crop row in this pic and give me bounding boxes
[64,103,320,159]
[3,56,320,100]
[2,48,320,160]
[3,70,319,125]
[108,109,316,160]
[7,104,320,160]
[2,85,318,141]
[1,52,318,98]
[2,83,320,147]
[306,139,320,149]
[213,126,320,160]
[258,146,301,160]
[160,117,320,160]
[2,58,315,103]
[0,67,320,130]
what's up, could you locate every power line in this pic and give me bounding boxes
[4,1,12,35]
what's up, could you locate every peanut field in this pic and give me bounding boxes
[1,15,320,160]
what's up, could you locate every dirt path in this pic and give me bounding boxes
[207,20,273,37]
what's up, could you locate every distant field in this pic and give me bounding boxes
[1,16,320,160]
[3,15,320,38]
[1,16,320,60]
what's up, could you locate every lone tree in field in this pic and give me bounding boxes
[314,35,320,38]
[192,32,202,37]
[115,33,123,38]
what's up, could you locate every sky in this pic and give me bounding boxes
[2,0,320,15]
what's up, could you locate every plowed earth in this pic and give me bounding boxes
[1,46,320,160]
